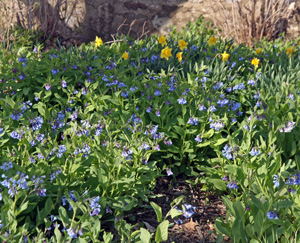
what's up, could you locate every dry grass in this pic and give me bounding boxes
[0,0,78,48]
[211,0,296,45]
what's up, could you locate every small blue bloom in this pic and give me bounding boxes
[249,148,260,156]
[227,181,238,189]
[177,98,187,105]
[273,175,279,188]
[267,211,278,220]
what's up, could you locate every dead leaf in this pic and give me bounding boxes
[183,218,199,231]
[143,221,156,233]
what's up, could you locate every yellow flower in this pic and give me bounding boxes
[95,36,103,47]
[225,45,233,50]
[221,51,230,61]
[255,48,262,55]
[158,35,167,47]
[122,51,129,60]
[161,46,172,60]
[251,58,260,70]
[176,52,183,62]
[178,40,188,51]
[208,36,217,46]
[286,47,294,57]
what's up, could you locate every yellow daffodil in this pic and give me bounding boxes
[178,40,188,51]
[95,36,103,47]
[176,52,183,62]
[208,36,217,46]
[251,58,260,70]
[225,45,233,50]
[286,47,294,57]
[255,48,262,55]
[122,51,129,60]
[158,35,167,47]
[161,46,172,60]
[221,51,230,61]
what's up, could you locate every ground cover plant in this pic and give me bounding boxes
[1,18,300,242]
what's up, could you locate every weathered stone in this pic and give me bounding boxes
[0,0,299,44]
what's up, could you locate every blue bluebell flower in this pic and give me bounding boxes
[249,148,260,156]
[227,181,238,189]
[198,104,207,111]
[0,161,13,171]
[195,135,202,142]
[187,117,198,126]
[273,175,279,188]
[45,83,51,91]
[177,98,187,105]
[267,211,278,220]
[222,144,237,160]
[166,168,173,176]
[90,196,101,216]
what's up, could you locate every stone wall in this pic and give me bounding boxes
[1,0,300,44]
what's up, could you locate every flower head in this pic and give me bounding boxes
[161,46,172,60]
[95,36,103,47]
[251,58,260,70]
[122,51,129,60]
[178,40,188,51]
[208,36,217,46]
[255,48,262,54]
[158,35,167,47]
[267,211,278,220]
[286,47,294,57]
[222,51,230,61]
[176,52,183,62]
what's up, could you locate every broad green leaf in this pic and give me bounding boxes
[58,206,70,224]
[140,228,151,243]
[155,220,169,243]
[150,202,162,222]
[169,208,182,219]
[208,179,227,191]
[214,138,228,146]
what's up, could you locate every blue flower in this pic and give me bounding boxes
[90,196,101,216]
[195,135,202,142]
[67,228,78,239]
[187,117,198,126]
[198,104,207,111]
[273,175,279,188]
[267,211,278,220]
[222,144,236,160]
[227,181,238,189]
[249,148,260,156]
[177,98,187,105]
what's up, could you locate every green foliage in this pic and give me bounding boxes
[0,18,300,242]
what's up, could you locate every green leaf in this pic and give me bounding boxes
[150,202,162,222]
[155,220,169,243]
[15,201,29,216]
[172,126,185,137]
[208,179,227,191]
[103,232,113,243]
[169,208,182,219]
[140,228,151,243]
[214,138,228,146]
[58,206,70,224]
[149,112,160,123]
[171,195,184,207]
[54,226,62,242]
[5,95,15,107]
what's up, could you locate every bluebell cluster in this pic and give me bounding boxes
[89,196,101,216]
[222,144,237,160]
[267,211,278,220]
[227,181,238,189]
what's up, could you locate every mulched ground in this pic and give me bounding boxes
[123,176,230,243]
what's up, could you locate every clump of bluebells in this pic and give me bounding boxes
[1,19,300,242]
